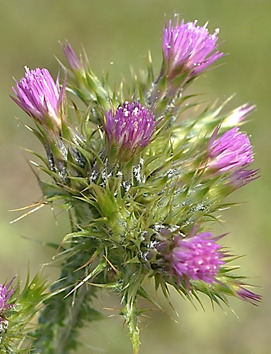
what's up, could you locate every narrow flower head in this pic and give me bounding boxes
[12,67,65,128]
[208,127,254,173]
[104,101,155,155]
[0,278,15,320]
[163,19,223,78]
[230,168,259,189]
[223,104,256,127]
[169,232,224,284]
[62,41,84,72]
[236,286,261,306]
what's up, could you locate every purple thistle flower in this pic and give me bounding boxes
[236,286,261,306]
[104,101,155,155]
[11,67,65,129]
[62,41,84,72]
[169,232,224,284]
[162,19,223,79]
[0,278,15,321]
[208,127,254,173]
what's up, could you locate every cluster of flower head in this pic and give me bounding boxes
[11,17,260,305]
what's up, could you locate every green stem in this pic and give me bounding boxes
[123,300,140,354]
[54,284,89,354]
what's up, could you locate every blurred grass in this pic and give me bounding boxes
[0,0,270,353]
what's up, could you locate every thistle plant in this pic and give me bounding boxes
[8,15,261,354]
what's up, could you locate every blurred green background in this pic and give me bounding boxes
[0,0,270,353]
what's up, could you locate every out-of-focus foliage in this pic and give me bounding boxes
[0,1,270,353]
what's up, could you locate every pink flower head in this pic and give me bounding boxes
[208,127,254,173]
[12,67,66,129]
[163,19,223,79]
[0,278,16,321]
[104,101,155,155]
[170,232,224,284]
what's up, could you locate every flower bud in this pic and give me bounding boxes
[223,104,256,127]
[235,286,261,306]
[62,41,84,73]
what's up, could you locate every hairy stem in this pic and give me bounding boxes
[123,301,140,354]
